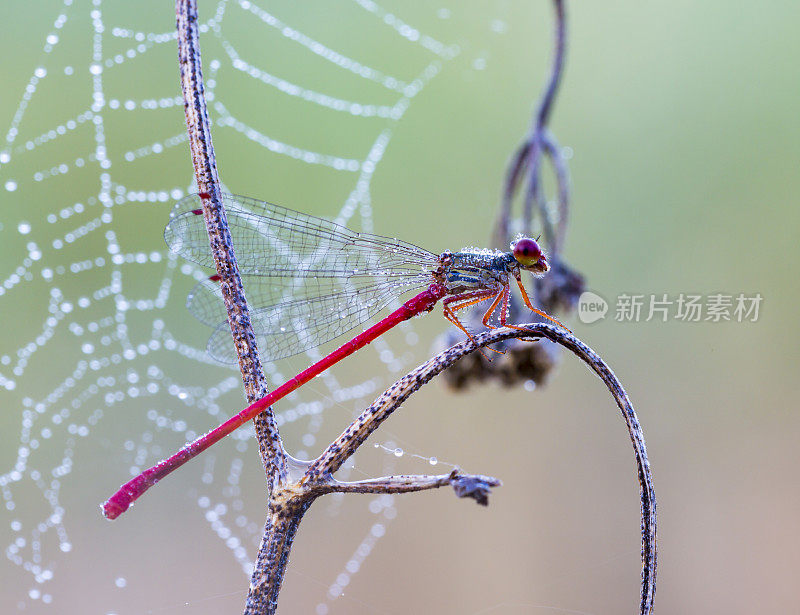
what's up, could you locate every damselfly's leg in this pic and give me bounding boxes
[480,288,506,329]
[442,289,504,353]
[512,271,571,332]
[476,286,513,358]
[500,284,511,327]
[442,289,498,338]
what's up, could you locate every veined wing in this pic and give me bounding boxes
[203,276,428,363]
[165,193,439,279]
[165,193,440,361]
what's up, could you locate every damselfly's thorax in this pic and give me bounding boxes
[439,248,511,295]
[437,236,549,296]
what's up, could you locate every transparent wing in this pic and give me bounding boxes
[165,193,439,277]
[203,278,426,363]
[165,194,439,362]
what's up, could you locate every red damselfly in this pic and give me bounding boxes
[103,193,560,519]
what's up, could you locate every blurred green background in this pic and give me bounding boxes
[1,1,798,613]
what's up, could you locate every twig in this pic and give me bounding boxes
[325,471,502,507]
[175,1,288,610]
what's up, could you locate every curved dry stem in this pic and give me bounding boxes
[527,325,657,614]
[309,323,656,614]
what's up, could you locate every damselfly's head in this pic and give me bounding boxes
[511,236,549,274]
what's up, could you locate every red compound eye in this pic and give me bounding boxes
[512,237,543,267]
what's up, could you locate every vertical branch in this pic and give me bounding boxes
[175,2,289,611]
[247,504,312,615]
[175,0,285,482]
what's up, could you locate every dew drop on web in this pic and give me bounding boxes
[1,2,472,611]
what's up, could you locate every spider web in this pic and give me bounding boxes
[0,1,491,612]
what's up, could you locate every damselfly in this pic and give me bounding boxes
[103,193,560,518]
